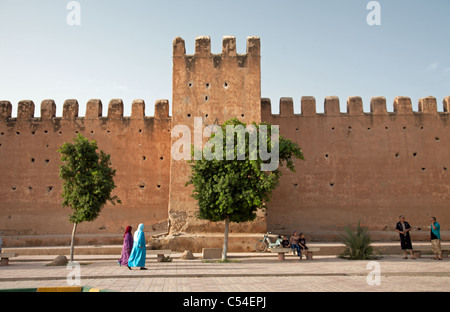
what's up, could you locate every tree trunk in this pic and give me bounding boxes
[70,223,78,262]
[222,216,229,261]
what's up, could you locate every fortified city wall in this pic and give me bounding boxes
[0,36,449,248]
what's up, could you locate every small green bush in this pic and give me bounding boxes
[339,221,377,260]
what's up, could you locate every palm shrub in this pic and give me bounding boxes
[339,220,376,260]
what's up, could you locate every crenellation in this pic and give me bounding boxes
[17,100,35,120]
[63,99,79,119]
[40,100,56,120]
[418,96,437,114]
[194,36,211,57]
[246,36,260,56]
[347,96,363,116]
[370,96,387,115]
[444,96,450,113]
[85,99,103,119]
[222,36,237,57]
[261,98,272,120]
[324,96,340,116]
[173,37,186,57]
[393,96,412,114]
[0,101,12,119]
[280,97,294,116]
[301,96,316,116]
[131,99,145,118]
[155,99,170,119]
[107,99,124,119]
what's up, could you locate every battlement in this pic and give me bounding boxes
[173,35,260,70]
[261,95,450,118]
[173,35,260,57]
[0,99,170,121]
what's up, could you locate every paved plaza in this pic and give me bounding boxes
[1,251,449,293]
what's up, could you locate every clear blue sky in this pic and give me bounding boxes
[1,0,449,117]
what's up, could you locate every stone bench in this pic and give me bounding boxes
[413,247,449,258]
[270,247,320,260]
[147,249,172,262]
[0,253,18,266]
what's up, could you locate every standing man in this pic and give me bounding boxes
[395,215,414,259]
[430,217,442,260]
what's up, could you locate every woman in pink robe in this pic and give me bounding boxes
[118,226,133,266]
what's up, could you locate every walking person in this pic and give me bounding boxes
[118,226,133,267]
[127,223,147,270]
[430,217,442,260]
[395,215,414,259]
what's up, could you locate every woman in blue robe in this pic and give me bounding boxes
[127,223,147,270]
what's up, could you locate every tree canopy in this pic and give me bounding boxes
[186,118,304,259]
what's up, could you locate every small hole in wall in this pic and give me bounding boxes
[187,114,191,118]
[46,145,49,148]
[325,154,329,159]
[1,132,4,135]
[293,183,298,187]
[296,128,299,132]
[143,156,146,160]
[44,130,48,134]
[206,83,210,88]
[395,153,400,158]
[444,167,447,171]
[31,158,35,163]
[224,82,228,88]
[47,186,53,193]
[329,183,334,187]
[331,127,335,131]
[28,186,32,192]
[348,126,352,130]
[139,183,145,190]
[45,159,50,164]
[91,130,94,134]
[139,129,142,133]
[75,131,79,134]
[11,187,16,191]
[205,114,209,118]
[367,127,371,130]
[157,185,161,189]
[16,131,20,135]
[107,130,111,134]
[205,96,209,101]
[188,82,193,88]
[435,137,440,141]
[421,168,426,171]
[31,131,35,135]
[403,126,407,130]
[241,114,245,118]
[160,156,164,160]
[413,152,417,157]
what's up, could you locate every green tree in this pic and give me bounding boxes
[59,134,121,262]
[186,118,304,260]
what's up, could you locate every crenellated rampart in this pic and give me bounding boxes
[1,35,449,248]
